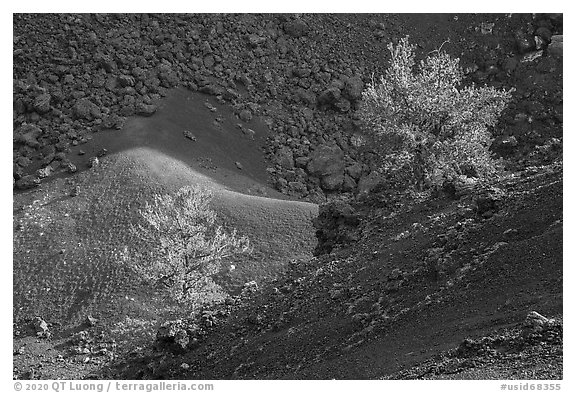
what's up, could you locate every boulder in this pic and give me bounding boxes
[306,145,345,178]
[239,109,253,122]
[274,146,295,169]
[73,98,101,120]
[156,320,191,350]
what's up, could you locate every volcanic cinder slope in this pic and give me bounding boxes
[13,88,318,331]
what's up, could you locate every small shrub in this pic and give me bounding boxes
[359,36,513,190]
[134,186,251,301]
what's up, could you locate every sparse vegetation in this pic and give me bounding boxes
[359,36,514,191]
[134,186,252,301]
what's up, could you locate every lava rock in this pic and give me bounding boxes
[85,315,99,327]
[88,157,100,168]
[522,311,554,335]
[183,130,197,141]
[239,109,253,122]
[343,76,364,101]
[33,92,51,114]
[502,56,519,73]
[73,98,101,120]
[274,146,295,169]
[156,320,190,351]
[31,317,49,337]
[16,175,41,190]
[36,166,54,179]
[136,103,157,117]
[321,173,344,191]
[318,86,342,106]
[15,124,43,148]
[306,144,345,177]
[313,200,361,255]
[535,27,553,44]
[284,18,309,38]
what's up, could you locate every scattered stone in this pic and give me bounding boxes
[242,128,256,140]
[15,124,43,148]
[65,162,77,173]
[70,185,80,197]
[183,130,197,141]
[31,317,49,337]
[96,148,108,157]
[36,166,54,179]
[88,157,100,168]
[522,311,554,335]
[502,57,519,73]
[33,92,51,113]
[204,102,217,112]
[235,161,243,170]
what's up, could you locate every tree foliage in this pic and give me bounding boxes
[134,186,251,301]
[359,36,514,190]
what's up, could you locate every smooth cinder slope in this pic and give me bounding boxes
[13,148,317,328]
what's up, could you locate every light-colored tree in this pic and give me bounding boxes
[134,186,251,301]
[359,36,514,190]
